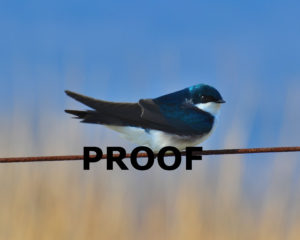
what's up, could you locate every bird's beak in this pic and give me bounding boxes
[216,99,226,104]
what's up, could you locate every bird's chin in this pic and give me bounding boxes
[195,102,221,116]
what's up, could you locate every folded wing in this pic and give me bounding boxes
[65,90,212,136]
[65,90,142,126]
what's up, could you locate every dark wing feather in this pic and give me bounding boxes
[65,90,142,126]
[138,99,213,135]
[65,90,213,136]
[138,99,183,133]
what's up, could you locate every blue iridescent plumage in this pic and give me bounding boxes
[152,84,223,135]
[65,83,225,150]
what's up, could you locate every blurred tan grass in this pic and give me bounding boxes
[0,100,299,240]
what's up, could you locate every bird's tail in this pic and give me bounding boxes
[64,90,142,126]
[64,109,103,124]
[64,109,89,119]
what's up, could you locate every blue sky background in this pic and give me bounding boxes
[1,1,300,234]
[1,1,300,167]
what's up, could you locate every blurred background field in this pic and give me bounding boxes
[1,0,300,239]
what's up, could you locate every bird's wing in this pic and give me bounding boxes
[65,91,212,136]
[138,99,212,135]
[65,90,142,126]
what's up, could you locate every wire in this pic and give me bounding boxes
[0,146,299,163]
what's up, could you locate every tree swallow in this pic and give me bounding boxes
[65,84,225,152]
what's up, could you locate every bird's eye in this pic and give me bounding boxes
[200,95,214,103]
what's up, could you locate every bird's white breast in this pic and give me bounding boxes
[106,125,215,152]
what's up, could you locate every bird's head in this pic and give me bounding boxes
[188,84,225,116]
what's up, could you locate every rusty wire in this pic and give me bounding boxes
[0,146,299,163]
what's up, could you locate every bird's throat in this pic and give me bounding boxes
[195,102,221,116]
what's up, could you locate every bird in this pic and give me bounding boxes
[65,84,225,152]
